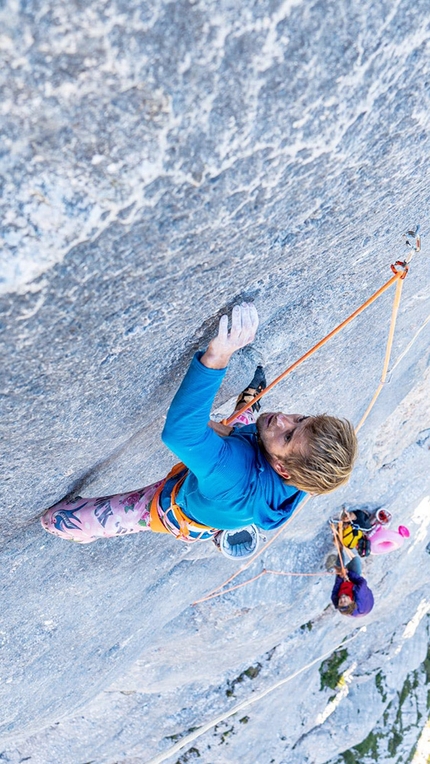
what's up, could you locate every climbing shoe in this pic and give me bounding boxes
[235,365,266,413]
[325,553,339,572]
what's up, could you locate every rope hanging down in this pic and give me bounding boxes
[196,235,422,605]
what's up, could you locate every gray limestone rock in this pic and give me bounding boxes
[1,0,430,762]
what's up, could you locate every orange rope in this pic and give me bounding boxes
[334,519,355,561]
[223,269,404,425]
[195,263,411,605]
[330,523,348,580]
[355,272,405,432]
[192,568,333,605]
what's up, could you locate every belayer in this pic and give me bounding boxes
[330,551,374,617]
[41,303,358,545]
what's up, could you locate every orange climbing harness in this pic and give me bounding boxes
[194,237,422,605]
[149,463,217,541]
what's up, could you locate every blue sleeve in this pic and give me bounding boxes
[331,576,342,607]
[351,575,374,616]
[161,352,237,485]
[348,571,367,587]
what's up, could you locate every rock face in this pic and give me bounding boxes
[1,0,430,762]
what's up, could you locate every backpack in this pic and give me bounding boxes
[342,522,364,549]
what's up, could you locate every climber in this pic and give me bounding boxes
[331,552,374,617]
[41,303,358,545]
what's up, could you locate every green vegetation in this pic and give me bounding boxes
[175,747,201,763]
[354,731,379,759]
[387,729,403,756]
[213,720,235,744]
[399,669,418,707]
[319,648,348,691]
[383,702,392,726]
[384,666,423,757]
[375,671,387,703]
[219,726,234,743]
[244,665,261,679]
[336,639,430,764]
[226,663,262,697]
[423,643,430,683]
[340,731,380,763]
[300,620,313,632]
[167,727,199,742]
[399,676,413,708]
[266,646,277,661]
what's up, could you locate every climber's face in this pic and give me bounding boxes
[338,594,353,608]
[256,413,310,479]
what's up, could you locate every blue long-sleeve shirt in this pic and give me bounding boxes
[161,352,306,530]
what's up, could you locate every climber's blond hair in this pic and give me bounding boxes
[280,414,358,494]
